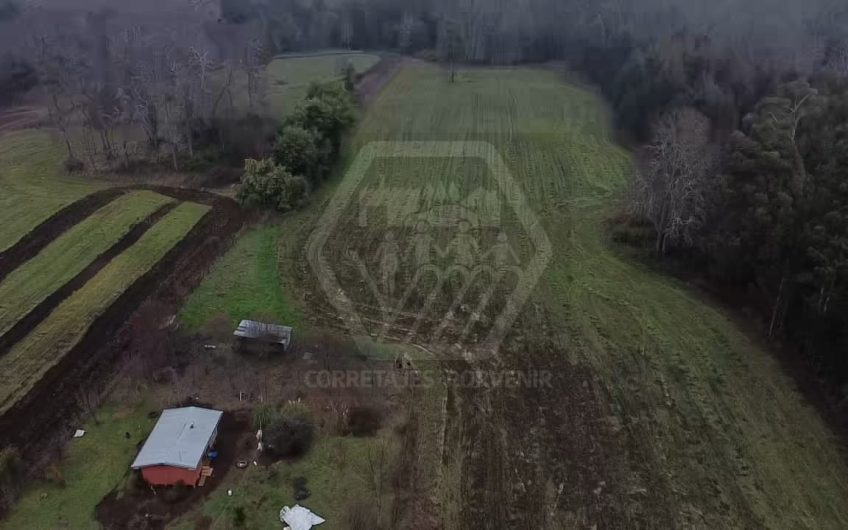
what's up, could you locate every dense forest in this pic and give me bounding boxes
[1,0,847,399]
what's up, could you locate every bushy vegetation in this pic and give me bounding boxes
[237,158,307,213]
[263,402,315,458]
[238,81,356,212]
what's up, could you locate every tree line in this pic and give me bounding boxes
[1,2,274,172]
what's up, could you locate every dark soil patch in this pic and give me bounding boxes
[0,188,127,282]
[0,202,178,356]
[94,410,251,530]
[355,56,407,107]
[0,187,245,471]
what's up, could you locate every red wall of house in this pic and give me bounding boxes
[141,465,202,487]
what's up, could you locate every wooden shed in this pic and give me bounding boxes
[233,319,293,354]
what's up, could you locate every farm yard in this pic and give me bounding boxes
[0,42,847,530]
[0,190,174,337]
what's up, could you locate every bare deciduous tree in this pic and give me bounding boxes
[631,107,717,256]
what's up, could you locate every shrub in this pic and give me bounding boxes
[253,403,276,430]
[238,158,307,213]
[63,156,85,173]
[232,506,247,527]
[273,125,331,184]
[346,405,382,437]
[289,82,356,151]
[265,404,315,458]
[280,401,312,422]
[0,448,23,513]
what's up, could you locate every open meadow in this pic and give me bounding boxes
[0,131,103,252]
[248,63,848,528]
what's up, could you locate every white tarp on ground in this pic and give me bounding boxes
[280,505,325,530]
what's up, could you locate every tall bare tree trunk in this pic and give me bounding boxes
[768,269,788,338]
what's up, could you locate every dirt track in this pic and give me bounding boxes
[0,201,178,356]
[0,187,244,466]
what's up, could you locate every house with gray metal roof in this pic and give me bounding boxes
[131,406,223,487]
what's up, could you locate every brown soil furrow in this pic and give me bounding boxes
[0,189,244,466]
[0,201,179,356]
[0,188,127,283]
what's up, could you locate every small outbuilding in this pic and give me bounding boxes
[233,319,293,354]
[131,406,223,487]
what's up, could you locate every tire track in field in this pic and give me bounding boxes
[0,188,127,282]
[0,201,179,357]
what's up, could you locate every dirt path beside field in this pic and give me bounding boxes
[0,201,178,356]
[0,188,127,282]
[355,56,409,106]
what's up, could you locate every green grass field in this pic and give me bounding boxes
[342,64,848,528]
[0,130,104,252]
[179,224,300,331]
[217,63,848,528]
[0,202,209,415]
[0,191,174,336]
[225,52,381,117]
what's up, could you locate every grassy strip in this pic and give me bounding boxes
[179,224,299,331]
[0,401,157,529]
[0,202,209,414]
[0,130,103,252]
[0,191,174,336]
